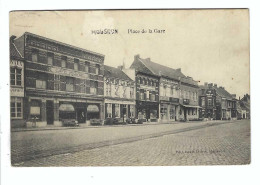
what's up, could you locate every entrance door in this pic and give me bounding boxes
[77,108,86,123]
[184,108,187,121]
[46,100,54,125]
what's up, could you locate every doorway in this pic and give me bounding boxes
[46,100,54,125]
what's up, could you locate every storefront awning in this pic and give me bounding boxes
[87,105,99,112]
[59,104,75,112]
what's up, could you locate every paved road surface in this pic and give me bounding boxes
[12,120,250,166]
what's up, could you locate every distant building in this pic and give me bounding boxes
[130,55,200,122]
[199,83,237,120]
[10,36,25,128]
[240,94,250,119]
[199,83,217,120]
[12,32,105,127]
[104,65,136,122]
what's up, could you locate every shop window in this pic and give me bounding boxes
[130,105,135,118]
[61,56,67,68]
[150,109,158,119]
[47,52,54,66]
[74,59,79,71]
[66,77,74,91]
[115,104,120,118]
[32,49,38,62]
[106,103,112,118]
[85,62,90,73]
[160,107,167,120]
[10,67,22,86]
[170,107,175,120]
[10,97,23,118]
[30,99,41,120]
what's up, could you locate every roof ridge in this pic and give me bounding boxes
[137,58,157,76]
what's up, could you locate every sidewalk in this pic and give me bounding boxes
[11,120,226,132]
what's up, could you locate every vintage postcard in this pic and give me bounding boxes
[9,9,250,166]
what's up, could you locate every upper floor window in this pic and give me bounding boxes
[130,87,134,99]
[90,81,98,94]
[115,85,119,96]
[10,67,22,86]
[61,56,67,68]
[171,87,174,96]
[95,64,100,75]
[201,97,205,106]
[150,92,155,101]
[36,79,46,89]
[85,62,90,73]
[47,52,54,66]
[32,49,38,62]
[208,98,213,106]
[106,83,111,96]
[66,77,74,91]
[74,59,79,71]
[140,92,144,100]
[146,90,150,100]
[123,87,127,98]
[140,78,143,84]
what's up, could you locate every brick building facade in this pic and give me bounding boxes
[13,32,105,127]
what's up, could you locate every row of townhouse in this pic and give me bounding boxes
[10,32,248,128]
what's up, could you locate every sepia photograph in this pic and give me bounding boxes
[9,9,250,167]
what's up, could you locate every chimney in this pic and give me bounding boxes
[176,68,181,72]
[208,83,213,88]
[134,54,140,61]
[204,82,208,87]
[117,65,123,70]
[239,96,240,100]
[146,57,151,62]
[231,94,236,99]
[10,35,16,43]
[214,83,217,87]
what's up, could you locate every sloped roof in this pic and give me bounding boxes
[207,85,233,100]
[133,56,198,86]
[10,42,24,60]
[104,65,133,81]
[240,101,250,111]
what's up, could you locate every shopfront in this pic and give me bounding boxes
[160,98,179,122]
[136,101,159,122]
[104,99,135,121]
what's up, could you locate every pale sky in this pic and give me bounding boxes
[10,10,250,98]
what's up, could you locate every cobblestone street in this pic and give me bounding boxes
[13,120,250,166]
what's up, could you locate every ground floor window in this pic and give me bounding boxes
[170,106,175,120]
[138,109,146,119]
[30,99,41,120]
[115,104,120,118]
[129,105,135,118]
[10,97,23,119]
[150,109,158,119]
[106,103,112,118]
[160,105,168,120]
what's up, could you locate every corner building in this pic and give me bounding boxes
[13,32,105,127]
